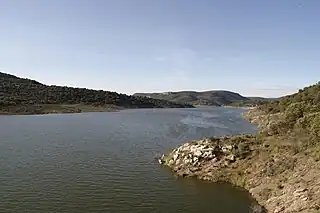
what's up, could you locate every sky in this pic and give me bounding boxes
[1,0,320,98]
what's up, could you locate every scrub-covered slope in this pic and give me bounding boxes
[0,72,193,114]
[161,81,320,213]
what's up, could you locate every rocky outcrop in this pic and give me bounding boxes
[160,109,320,213]
[159,138,238,177]
[159,135,267,212]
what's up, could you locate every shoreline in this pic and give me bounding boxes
[160,108,320,213]
[0,104,121,116]
[193,105,257,110]
[0,110,119,116]
[222,105,257,110]
[0,104,197,116]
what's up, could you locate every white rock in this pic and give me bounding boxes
[184,159,191,164]
[274,206,285,213]
[222,145,233,153]
[202,148,214,152]
[212,158,218,163]
[175,158,181,165]
[199,145,207,150]
[226,145,233,150]
[294,188,307,194]
[168,159,174,165]
[204,151,213,156]
[173,153,179,161]
[227,154,236,162]
[203,138,211,143]
[222,147,229,153]
[194,150,202,157]
[190,146,198,152]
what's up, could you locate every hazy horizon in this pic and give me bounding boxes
[1,0,320,98]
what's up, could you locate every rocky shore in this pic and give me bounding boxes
[160,109,320,213]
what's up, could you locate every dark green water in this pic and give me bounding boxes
[0,107,257,213]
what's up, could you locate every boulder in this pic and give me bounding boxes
[193,157,199,163]
[168,159,174,165]
[194,150,202,157]
[273,206,285,213]
[173,153,179,161]
[226,154,236,162]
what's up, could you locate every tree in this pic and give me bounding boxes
[313,92,320,105]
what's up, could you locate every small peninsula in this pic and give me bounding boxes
[160,82,320,213]
[0,72,193,115]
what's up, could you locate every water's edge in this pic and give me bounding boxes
[160,108,320,213]
[160,110,267,212]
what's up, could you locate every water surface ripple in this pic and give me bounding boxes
[0,107,257,213]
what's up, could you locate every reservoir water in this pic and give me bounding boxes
[0,107,258,213]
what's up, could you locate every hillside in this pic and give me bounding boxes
[247,81,320,139]
[134,90,271,106]
[161,81,320,213]
[0,72,193,115]
[229,97,278,107]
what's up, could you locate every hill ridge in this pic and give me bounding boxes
[0,72,193,115]
[134,90,272,106]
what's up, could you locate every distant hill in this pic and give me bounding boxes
[229,96,279,107]
[134,91,273,106]
[247,97,279,101]
[0,72,193,115]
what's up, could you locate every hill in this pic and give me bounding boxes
[250,81,320,139]
[0,72,193,115]
[228,96,279,107]
[134,90,272,106]
[161,82,320,212]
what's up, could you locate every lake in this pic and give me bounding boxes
[0,107,258,213]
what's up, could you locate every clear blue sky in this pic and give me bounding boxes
[1,0,320,97]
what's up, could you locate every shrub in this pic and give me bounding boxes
[309,113,320,144]
[284,102,308,124]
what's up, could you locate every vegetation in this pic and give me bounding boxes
[240,82,320,212]
[228,98,272,107]
[163,81,320,212]
[0,104,120,115]
[255,82,320,143]
[0,72,193,114]
[134,90,273,106]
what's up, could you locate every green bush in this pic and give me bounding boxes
[237,143,251,159]
[309,113,320,143]
[284,102,308,124]
[266,119,291,135]
[295,113,319,130]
